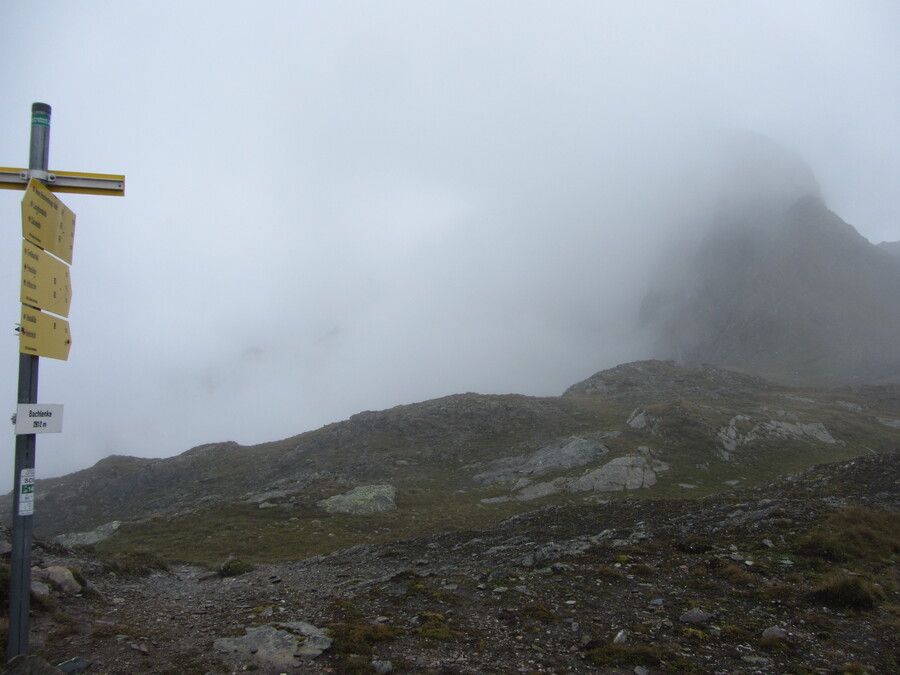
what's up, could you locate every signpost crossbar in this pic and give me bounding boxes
[0,166,125,196]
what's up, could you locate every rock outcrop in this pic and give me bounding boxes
[472,436,612,484]
[317,485,397,514]
[512,449,669,501]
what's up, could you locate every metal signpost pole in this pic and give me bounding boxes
[7,102,51,659]
[3,103,123,661]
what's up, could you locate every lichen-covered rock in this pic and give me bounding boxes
[55,520,121,547]
[473,436,611,484]
[214,625,302,670]
[570,455,661,491]
[318,485,397,514]
[514,452,669,500]
[717,415,840,460]
[627,408,653,429]
[33,565,81,595]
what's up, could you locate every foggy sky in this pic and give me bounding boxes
[2,1,899,489]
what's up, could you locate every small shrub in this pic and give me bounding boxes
[720,624,754,641]
[759,633,789,652]
[586,642,694,671]
[837,663,868,675]
[797,506,900,564]
[757,583,795,601]
[812,574,883,610]
[721,563,755,585]
[217,556,254,578]
[520,604,560,623]
[103,549,169,577]
[328,622,398,654]
[675,536,713,554]
[595,566,625,580]
[414,613,463,642]
[632,563,655,576]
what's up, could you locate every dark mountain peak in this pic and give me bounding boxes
[642,143,900,387]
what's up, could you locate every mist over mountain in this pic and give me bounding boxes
[877,239,900,258]
[641,136,900,387]
[6,134,900,674]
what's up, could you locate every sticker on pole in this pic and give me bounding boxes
[18,469,35,516]
[15,404,63,434]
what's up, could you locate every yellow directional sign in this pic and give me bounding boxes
[19,306,71,361]
[21,241,71,317]
[21,179,76,264]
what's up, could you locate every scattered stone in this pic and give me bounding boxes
[2,654,64,674]
[371,660,393,674]
[55,657,92,674]
[762,626,789,640]
[679,608,714,624]
[30,580,51,598]
[214,624,325,670]
[277,620,333,655]
[627,408,652,429]
[33,566,81,595]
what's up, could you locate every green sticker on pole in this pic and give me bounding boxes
[18,469,35,516]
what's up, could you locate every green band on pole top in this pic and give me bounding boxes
[32,112,50,127]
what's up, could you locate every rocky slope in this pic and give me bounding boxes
[8,450,899,674]
[5,360,900,569]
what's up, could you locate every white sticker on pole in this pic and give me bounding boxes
[18,468,35,516]
[15,404,63,434]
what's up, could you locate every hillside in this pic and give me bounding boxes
[8,449,900,673]
[9,360,900,566]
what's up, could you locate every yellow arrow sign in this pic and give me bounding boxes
[19,306,71,361]
[21,178,76,264]
[21,240,72,317]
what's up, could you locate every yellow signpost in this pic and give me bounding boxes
[20,241,71,317]
[5,102,125,661]
[21,178,76,264]
[18,306,71,361]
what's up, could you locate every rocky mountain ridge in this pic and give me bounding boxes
[8,360,900,563]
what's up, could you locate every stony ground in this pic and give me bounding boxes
[10,452,900,674]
